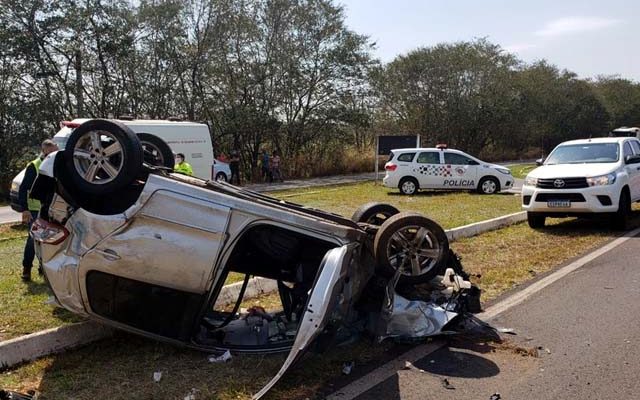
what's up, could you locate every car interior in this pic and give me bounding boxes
[194,224,339,352]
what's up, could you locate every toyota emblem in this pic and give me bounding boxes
[553,179,565,188]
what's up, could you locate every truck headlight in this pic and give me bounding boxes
[586,173,616,186]
[10,181,19,192]
[524,176,538,186]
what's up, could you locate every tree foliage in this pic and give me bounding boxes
[1,2,639,198]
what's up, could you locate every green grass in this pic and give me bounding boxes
[508,163,537,179]
[0,224,83,341]
[270,181,521,229]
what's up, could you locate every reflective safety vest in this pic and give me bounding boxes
[26,157,42,212]
[174,161,193,176]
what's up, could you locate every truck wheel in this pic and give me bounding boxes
[351,202,400,225]
[215,172,228,182]
[612,189,631,230]
[398,177,419,195]
[374,212,449,284]
[64,119,142,195]
[477,176,500,194]
[138,133,174,169]
[527,212,545,229]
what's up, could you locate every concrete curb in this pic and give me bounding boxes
[0,211,527,369]
[445,211,527,241]
[0,321,113,369]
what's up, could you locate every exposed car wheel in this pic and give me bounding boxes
[215,172,228,182]
[64,119,142,195]
[398,177,419,195]
[477,176,500,194]
[138,133,174,169]
[612,189,631,230]
[527,212,546,229]
[351,202,400,225]
[374,212,449,284]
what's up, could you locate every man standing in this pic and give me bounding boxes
[229,150,241,185]
[174,153,193,176]
[260,149,271,182]
[18,139,58,282]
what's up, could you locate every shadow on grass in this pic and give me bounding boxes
[25,280,50,296]
[387,190,463,198]
[532,210,640,238]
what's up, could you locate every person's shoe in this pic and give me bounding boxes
[21,266,32,282]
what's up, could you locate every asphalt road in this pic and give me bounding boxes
[352,233,640,400]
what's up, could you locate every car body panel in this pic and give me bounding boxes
[253,243,356,400]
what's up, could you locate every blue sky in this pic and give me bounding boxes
[339,0,638,80]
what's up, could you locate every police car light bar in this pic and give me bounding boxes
[436,143,448,149]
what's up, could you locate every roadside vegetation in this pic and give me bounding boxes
[270,182,521,229]
[3,1,640,198]
[508,163,537,179]
[0,225,83,341]
[4,206,640,399]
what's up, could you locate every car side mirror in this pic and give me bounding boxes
[535,158,544,166]
[625,154,640,164]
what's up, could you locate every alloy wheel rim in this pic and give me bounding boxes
[386,225,442,276]
[73,130,124,184]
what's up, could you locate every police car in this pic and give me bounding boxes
[383,145,514,195]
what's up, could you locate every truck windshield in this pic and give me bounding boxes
[545,143,619,165]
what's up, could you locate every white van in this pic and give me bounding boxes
[10,118,227,211]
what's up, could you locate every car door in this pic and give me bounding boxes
[252,244,356,399]
[626,140,640,200]
[77,188,231,342]
[443,151,479,190]
[415,151,444,188]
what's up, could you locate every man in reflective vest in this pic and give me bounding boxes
[18,139,58,281]
[174,153,193,176]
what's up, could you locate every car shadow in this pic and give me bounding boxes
[532,210,640,237]
[386,190,465,198]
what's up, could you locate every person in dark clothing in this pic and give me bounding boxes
[260,149,271,182]
[18,139,58,281]
[229,150,241,185]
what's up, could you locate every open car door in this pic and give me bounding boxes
[253,243,357,399]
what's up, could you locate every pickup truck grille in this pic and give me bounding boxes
[535,193,586,202]
[536,177,588,189]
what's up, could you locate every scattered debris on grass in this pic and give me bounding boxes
[341,361,354,375]
[207,350,232,363]
[152,371,162,382]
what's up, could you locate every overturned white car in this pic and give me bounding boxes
[29,120,486,398]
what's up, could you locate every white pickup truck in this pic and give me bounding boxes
[522,137,640,229]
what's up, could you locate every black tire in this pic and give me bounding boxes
[527,212,545,229]
[63,119,142,195]
[215,172,228,182]
[612,189,631,230]
[477,176,500,194]
[138,133,174,169]
[351,202,400,225]
[374,212,449,284]
[398,177,419,195]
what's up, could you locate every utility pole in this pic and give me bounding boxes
[75,50,83,117]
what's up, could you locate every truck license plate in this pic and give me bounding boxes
[547,200,570,208]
